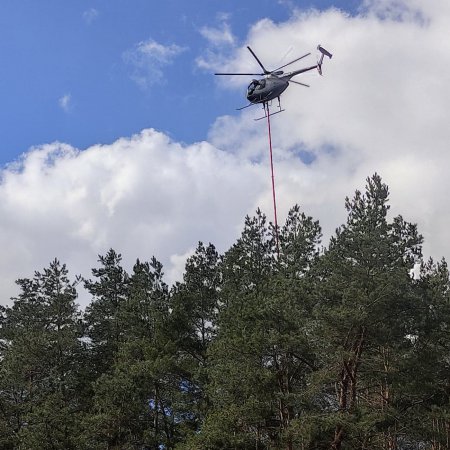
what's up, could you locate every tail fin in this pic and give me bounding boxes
[317,45,332,75]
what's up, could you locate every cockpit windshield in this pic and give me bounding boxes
[247,79,266,95]
[247,80,258,95]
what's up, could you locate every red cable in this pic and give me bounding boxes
[265,103,280,258]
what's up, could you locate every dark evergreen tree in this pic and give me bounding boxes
[84,249,129,375]
[84,257,183,449]
[0,260,84,449]
[310,174,423,449]
[170,242,221,440]
[408,258,450,448]
[192,207,321,450]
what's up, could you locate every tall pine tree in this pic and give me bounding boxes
[311,174,423,449]
[194,207,321,450]
[0,260,84,449]
[83,257,184,449]
[84,249,129,376]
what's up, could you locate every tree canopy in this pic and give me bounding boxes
[1,174,448,450]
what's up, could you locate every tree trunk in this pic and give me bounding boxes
[331,326,365,450]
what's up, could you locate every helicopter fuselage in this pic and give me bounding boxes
[246,76,289,104]
[215,44,332,112]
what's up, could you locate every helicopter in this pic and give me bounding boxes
[215,44,332,118]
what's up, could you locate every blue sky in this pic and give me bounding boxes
[0,0,358,165]
[1,0,449,305]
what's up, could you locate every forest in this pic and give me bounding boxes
[1,174,450,450]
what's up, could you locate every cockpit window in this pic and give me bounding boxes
[247,80,258,95]
[247,79,266,95]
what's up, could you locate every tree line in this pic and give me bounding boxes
[1,174,449,449]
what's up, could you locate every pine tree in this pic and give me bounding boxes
[170,242,221,440]
[84,257,184,449]
[408,258,450,448]
[0,260,84,449]
[84,249,129,375]
[194,207,321,449]
[311,174,423,449]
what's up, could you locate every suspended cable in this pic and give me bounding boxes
[265,103,280,258]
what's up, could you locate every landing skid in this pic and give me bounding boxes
[236,103,253,111]
[235,98,284,120]
[254,99,284,121]
[255,108,285,121]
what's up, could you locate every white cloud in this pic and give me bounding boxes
[58,93,71,112]
[168,248,196,286]
[199,22,235,47]
[196,14,238,72]
[123,39,187,89]
[205,0,450,258]
[0,131,266,306]
[83,8,99,25]
[2,0,450,307]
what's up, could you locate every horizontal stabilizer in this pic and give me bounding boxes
[318,45,333,59]
[317,45,332,75]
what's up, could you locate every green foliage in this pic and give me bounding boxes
[170,242,222,441]
[0,259,84,449]
[311,174,426,449]
[1,174,449,449]
[84,249,129,375]
[194,206,322,449]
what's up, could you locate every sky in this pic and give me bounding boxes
[0,0,449,306]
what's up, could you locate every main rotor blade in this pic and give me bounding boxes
[290,80,310,87]
[273,52,311,72]
[215,72,264,76]
[247,46,270,74]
